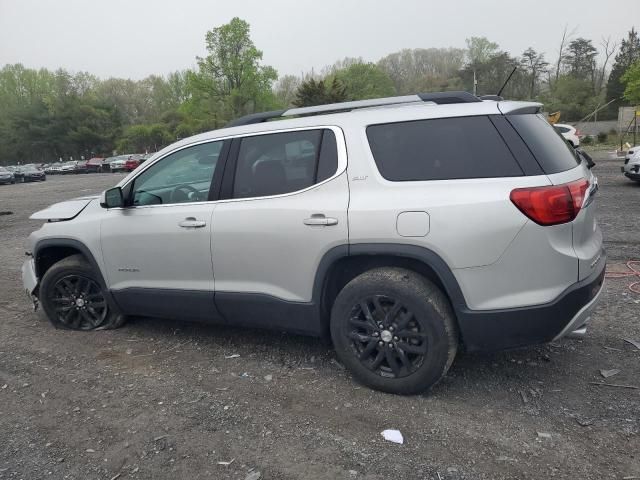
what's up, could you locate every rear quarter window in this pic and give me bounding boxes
[508,114,579,174]
[366,116,523,181]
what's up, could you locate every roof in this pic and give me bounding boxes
[144,93,542,162]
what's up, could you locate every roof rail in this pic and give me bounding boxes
[225,91,484,127]
[417,91,482,104]
[225,109,287,127]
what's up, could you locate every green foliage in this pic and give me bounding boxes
[465,37,499,64]
[0,21,635,165]
[520,48,549,99]
[189,17,278,121]
[378,48,465,94]
[293,77,347,107]
[564,38,598,82]
[622,60,640,105]
[607,28,640,108]
[597,132,608,142]
[330,62,396,100]
[540,76,602,120]
[581,135,593,145]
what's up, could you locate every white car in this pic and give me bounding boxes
[553,123,580,148]
[622,145,640,182]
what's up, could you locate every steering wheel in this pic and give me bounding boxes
[170,184,202,203]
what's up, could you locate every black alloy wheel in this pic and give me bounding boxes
[50,274,108,330]
[347,295,426,378]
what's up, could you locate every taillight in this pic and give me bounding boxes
[510,179,589,226]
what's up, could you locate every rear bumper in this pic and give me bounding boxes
[458,249,606,352]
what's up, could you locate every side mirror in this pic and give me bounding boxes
[100,187,124,208]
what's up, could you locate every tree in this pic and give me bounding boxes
[192,17,278,119]
[564,38,598,89]
[520,48,549,98]
[331,62,395,100]
[378,48,465,94]
[461,51,524,98]
[595,37,618,94]
[293,77,347,107]
[607,28,640,108]
[622,60,640,105]
[465,37,499,64]
[552,25,576,86]
[274,74,300,107]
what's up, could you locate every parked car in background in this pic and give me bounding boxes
[45,164,62,175]
[553,123,581,148]
[108,155,132,173]
[60,161,87,174]
[85,157,106,173]
[0,166,15,184]
[14,165,46,182]
[622,145,640,182]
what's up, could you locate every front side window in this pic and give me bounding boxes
[131,141,222,206]
[232,129,338,199]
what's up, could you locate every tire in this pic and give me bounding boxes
[39,254,126,331]
[330,267,458,395]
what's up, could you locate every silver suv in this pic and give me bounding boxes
[22,92,605,394]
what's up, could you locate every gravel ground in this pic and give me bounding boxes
[0,155,639,480]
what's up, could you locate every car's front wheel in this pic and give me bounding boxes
[330,267,458,395]
[39,254,126,330]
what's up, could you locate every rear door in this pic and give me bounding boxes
[210,127,349,332]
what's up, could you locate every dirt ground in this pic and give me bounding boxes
[0,153,638,480]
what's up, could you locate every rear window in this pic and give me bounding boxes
[366,116,523,181]
[508,114,579,174]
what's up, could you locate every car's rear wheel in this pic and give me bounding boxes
[330,267,458,395]
[39,254,126,330]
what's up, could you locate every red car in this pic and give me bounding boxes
[123,154,151,172]
[124,158,141,172]
[85,157,105,173]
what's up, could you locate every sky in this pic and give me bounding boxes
[0,0,638,80]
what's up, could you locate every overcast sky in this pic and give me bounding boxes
[1,0,638,80]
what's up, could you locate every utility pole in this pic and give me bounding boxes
[473,70,478,96]
[635,107,638,147]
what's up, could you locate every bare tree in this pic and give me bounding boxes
[554,24,577,86]
[596,36,618,94]
[521,48,549,98]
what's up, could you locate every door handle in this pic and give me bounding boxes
[179,217,206,228]
[303,214,338,226]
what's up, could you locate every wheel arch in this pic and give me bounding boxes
[34,239,108,291]
[314,244,467,337]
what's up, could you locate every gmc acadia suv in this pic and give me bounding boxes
[22,92,605,394]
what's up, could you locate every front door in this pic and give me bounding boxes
[100,140,227,321]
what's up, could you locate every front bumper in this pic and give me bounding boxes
[457,249,606,352]
[21,258,39,309]
[22,258,38,295]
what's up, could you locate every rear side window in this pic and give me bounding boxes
[508,114,579,174]
[232,129,338,199]
[366,116,523,181]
